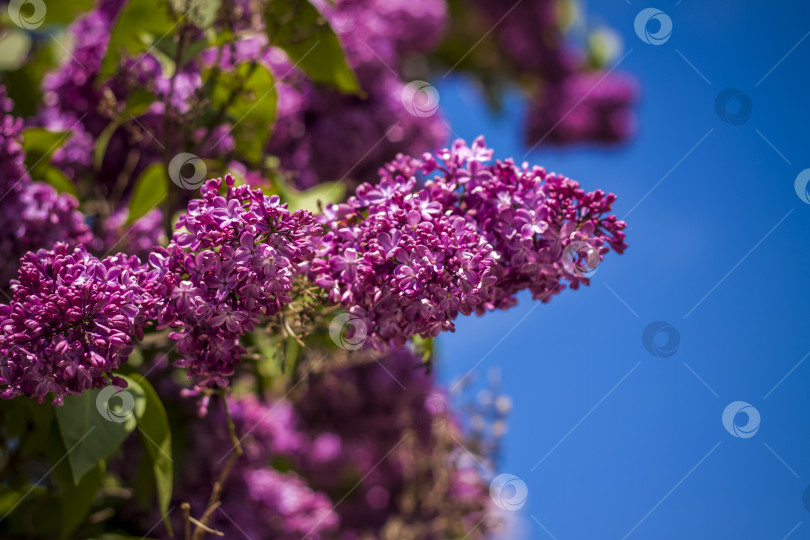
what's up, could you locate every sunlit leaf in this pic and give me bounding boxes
[40,165,78,197]
[128,163,169,224]
[21,127,71,178]
[127,373,173,536]
[265,0,360,93]
[55,376,146,484]
[277,180,345,213]
[99,0,176,82]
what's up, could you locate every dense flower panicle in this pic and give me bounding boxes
[307,174,498,349]
[310,137,627,346]
[0,244,158,404]
[0,86,92,285]
[420,136,627,310]
[149,175,319,387]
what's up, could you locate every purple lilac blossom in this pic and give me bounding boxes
[0,243,158,404]
[307,137,627,348]
[148,174,319,388]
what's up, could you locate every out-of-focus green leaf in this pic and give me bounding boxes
[0,30,32,70]
[21,127,71,178]
[154,35,210,69]
[265,0,360,93]
[44,0,96,24]
[55,376,146,484]
[127,373,173,536]
[122,88,155,118]
[128,163,168,224]
[1,43,56,117]
[40,165,79,197]
[277,180,345,213]
[99,0,175,82]
[47,425,103,539]
[210,62,277,164]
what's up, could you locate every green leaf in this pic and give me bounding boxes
[128,163,169,224]
[122,88,156,118]
[40,165,78,197]
[47,425,103,539]
[21,127,71,178]
[127,373,173,536]
[55,376,146,484]
[277,180,345,213]
[43,0,96,24]
[2,44,57,117]
[265,0,360,93]
[99,0,176,83]
[210,63,277,164]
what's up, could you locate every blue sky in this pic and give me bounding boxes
[435,1,810,538]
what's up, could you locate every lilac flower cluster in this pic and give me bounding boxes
[163,348,491,539]
[0,86,92,285]
[309,137,627,347]
[0,243,157,404]
[308,174,496,350]
[149,175,319,387]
